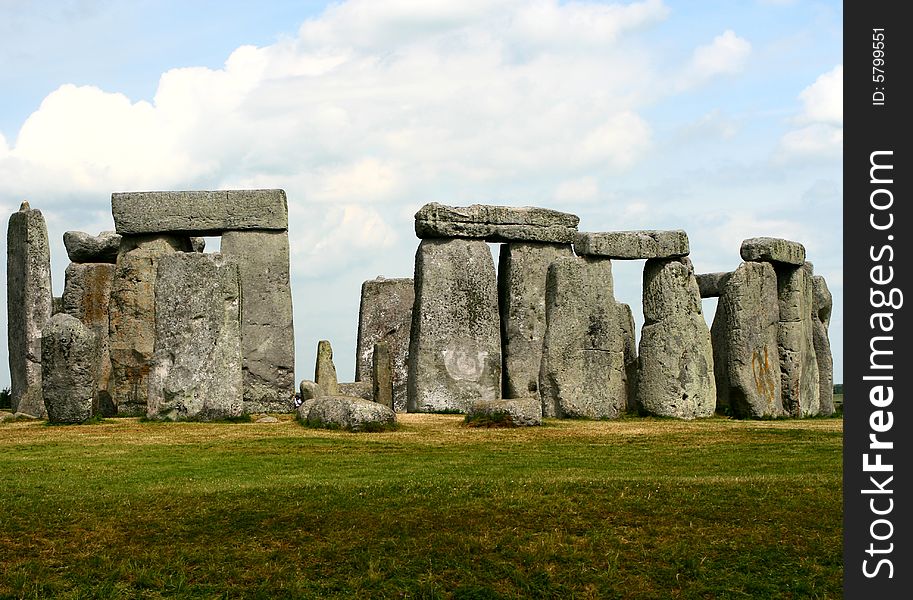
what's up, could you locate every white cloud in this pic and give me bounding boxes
[798,64,842,124]
[676,30,751,90]
[777,65,842,160]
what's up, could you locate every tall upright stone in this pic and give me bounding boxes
[41,314,97,424]
[710,261,783,418]
[354,277,413,412]
[408,238,501,413]
[616,302,639,413]
[810,268,834,416]
[147,253,242,421]
[221,230,296,413]
[539,256,627,419]
[498,242,574,399]
[108,234,193,416]
[6,202,52,417]
[62,262,116,416]
[637,258,716,419]
[773,263,820,417]
[315,340,339,397]
[372,341,394,410]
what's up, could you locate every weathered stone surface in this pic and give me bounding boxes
[191,237,206,253]
[466,398,542,427]
[539,256,627,419]
[338,381,373,402]
[637,258,716,419]
[696,272,732,298]
[63,230,121,263]
[617,302,639,413]
[299,380,322,401]
[112,189,288,235]
[108,234,193,416]
[52,296,63,315]
[354,277,413,412]
[255,415,279,423]
[574,230,689,259]
[297,395,396,432]
[7,202,52,418]
[809,268,834,416]
[372,341,394,409]
[710,262,783,418]
[147,253,243,421]
[740,237,806,266]
[498,242,574,399]
[775,265,819,417]
[62,262,116,416]
[41,314,96,424]
[415,203,579,243]
[221,230,296,413]
[408,238,501,413]
[315,340,339,397]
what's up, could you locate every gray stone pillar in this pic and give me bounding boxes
[108,234,192,416]
[147,253,243,421]
[637,258,716,419]
[775,265,820,417]
[355,277,413,412]
[315,340,339,397]
[62,262,115,416]
[372,341,394,410]
[221,230,295,413]
[710,262,783,418]
[539,256,627,419]
[811,271,834,416]
[41,314,96,424]
[6,202,52,417]
[408,238,501,413]
[498,242,573,399]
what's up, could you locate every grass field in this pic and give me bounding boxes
[0,414,842,599]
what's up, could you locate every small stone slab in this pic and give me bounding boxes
[41,314,97,424]
[574,230,689,259]
[740,237,806,266]
[695,272,732,298]
[414,203,579,243]
[338,381,373,402]
[63,231,122,263]
[112,189,288,235]
[466,398,542,427]
[297,396,396,432]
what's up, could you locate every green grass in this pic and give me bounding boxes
[0,414,842,599]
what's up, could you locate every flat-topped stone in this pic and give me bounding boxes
[466,398,542,427]
[63,231,121,263]
[112,189,288,235]
[740,237,806,266]
[695,272,732,298]
[414,203,579,243]
[574,230,689,259]
[297,396,396,432]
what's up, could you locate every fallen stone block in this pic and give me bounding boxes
[574,230,689,259]
[414,202,579,243]
[41,314,96,424]
[740,237,806,266]
[297,396,396,432]
[465,398,542,427]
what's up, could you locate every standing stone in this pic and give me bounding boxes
[408,238,501,413]
[221,230,296,413]
[6,202,52,417]
[616,302,639,413]
[498,242,574,399]
[810,270,834,416]
[147,253,242,421]
[62,262,116,416]
[354,277,413,412]
[637,258,716,419]
[372,341,394,410]
[315,340,339,397]
[108,234,193,416]
[775,264,820,417]
[539,256,627,419]
[710,262,783,418]
[41,314,96,424]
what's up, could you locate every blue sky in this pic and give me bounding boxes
[0,0,843,389]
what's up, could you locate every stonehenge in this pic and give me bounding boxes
[5,194,836,425]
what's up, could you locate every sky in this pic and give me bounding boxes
[0,0,843,390]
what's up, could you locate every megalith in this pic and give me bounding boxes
[617,302,639,413]
[108,234,193,416]
[539,256,628,419]
[372,341,394,410]
[408,238,501,413]
[498,242,574,399]
[637,258,716,419]
[773,262,820,417]
[147,253,242,421]
[315,340,339,397]
[221,230,296,413]
[710,261,783,418]
[574,230,689,260]
[354,277,413,412]
[810,267,834,416]
[6,202,52,417]
[62,262,116,416]
[695,272,732,298]
[63,230,121,263]
[415,203,579,243]
[41,313,96,424]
